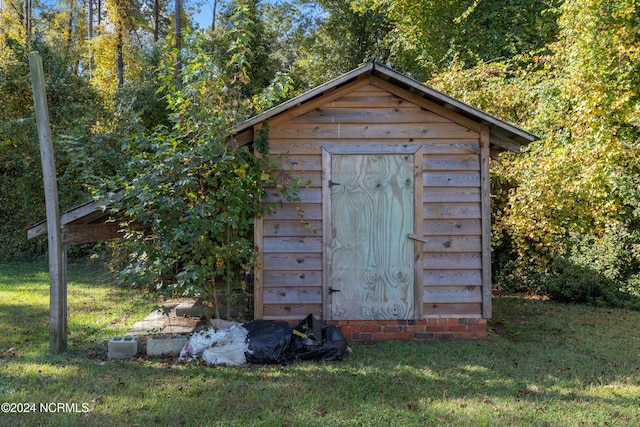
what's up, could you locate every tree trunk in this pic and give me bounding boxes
[211,0,217,32]
[23,0,31,44]
[174,0,182,87]
[66,0,74,58]
[88,0,93,79]
[97,0,101,29]
[153,0,159,42]
[210,274,220,320]
[116,31,124,87]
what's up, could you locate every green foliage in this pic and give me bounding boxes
[207,0,298,102]
[428,57,538,127]
[536,227,640,308]
[3,263,640,426]
[423,1,640,308]
[109,18,294,317]
[115,129,266,317]
[297,0,392,83]
[490,0,640,305]
[366,0,560,79]
[2,0,639,314]
[0,35,105,258]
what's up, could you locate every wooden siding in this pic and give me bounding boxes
[257,79,484,320]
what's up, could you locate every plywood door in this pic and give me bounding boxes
[330,154,415,320]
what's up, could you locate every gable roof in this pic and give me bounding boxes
[232,61,538,153]
[27,192,124,244]
[28,62,539,242]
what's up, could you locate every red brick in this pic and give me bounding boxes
[427,318,438,325]
[468,324,487,332]
[361,325,380,333]
[341,326,361,333]
[349,320,370,326]
[394,332,415,340]
[476,331,487,339]
[340,332,353,340]
[434,332,455,339]
[383,325,403,333]
[454,331,478,339]
[414,332,435,339]
[448,325,468,332]
[352,332,373,341]
[373,332,395,340]
[405,325,426,333]
[426,325,448,333]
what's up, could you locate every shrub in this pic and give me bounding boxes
[531,226,640,308]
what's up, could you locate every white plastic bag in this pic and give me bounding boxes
[202,324,250,366]
[178,327,227,361]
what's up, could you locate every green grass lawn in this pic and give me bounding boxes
[1,261,639,426]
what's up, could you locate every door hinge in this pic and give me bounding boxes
[328,180,340,188]
[328,286,341,294]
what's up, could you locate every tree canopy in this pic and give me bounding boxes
[2,0,639,308]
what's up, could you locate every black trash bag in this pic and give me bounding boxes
[287,314,319,359]
[293,314,323,345]
[243,320,292,365]
[289,315,347,362]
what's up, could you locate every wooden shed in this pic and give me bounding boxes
[28,62,538,342]
[232,62,538,340]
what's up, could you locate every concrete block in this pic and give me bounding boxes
[146,336,189,356]
[108,336,139,359]
[174,300,206,317]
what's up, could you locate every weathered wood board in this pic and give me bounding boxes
[329,154,416,320]
[257,77,486,321]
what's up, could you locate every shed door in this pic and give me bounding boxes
[330,154,415,320]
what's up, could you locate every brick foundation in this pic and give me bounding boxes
[283,318,487,341]
[329,318,487,341]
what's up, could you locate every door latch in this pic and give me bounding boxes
[328,286,341,294]
[328,180,340,188]
[407,233,429,243]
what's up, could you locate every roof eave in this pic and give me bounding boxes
[231,61,539,153]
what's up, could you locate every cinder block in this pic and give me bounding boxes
[174,300,206,317]
[108,336,139,359]
[146,336,189,356]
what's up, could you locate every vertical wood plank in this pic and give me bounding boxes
[29,52,66,352]
[413,147,424,318]
[253,124,265,319]
[321,147,332,320]
[253,212,264,319]
[480,125,492,318]
[62,244,67,331]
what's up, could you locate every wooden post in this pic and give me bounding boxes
[29,52,66,352]
[480,125,492,319]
